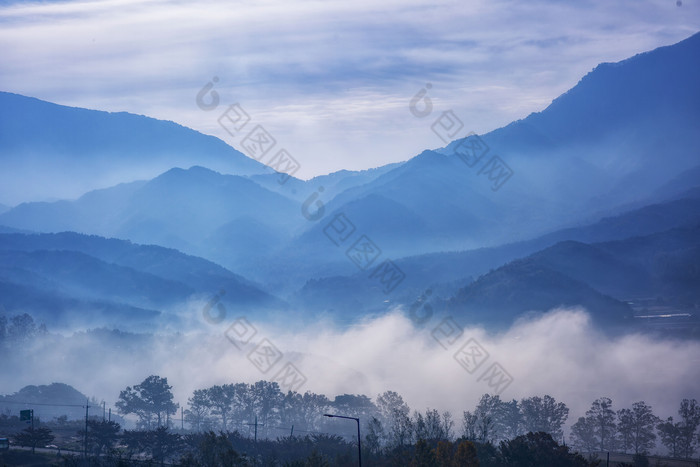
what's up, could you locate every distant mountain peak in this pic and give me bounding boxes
[0,91,269,204]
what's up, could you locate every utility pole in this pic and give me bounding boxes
[290,425,294,437]
[246,416,264,442]
[103,402,106,421]
[84,399,89,458]
[108,408,111,422]
[181,407,184,430]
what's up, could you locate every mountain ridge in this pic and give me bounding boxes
[0,91,269,204]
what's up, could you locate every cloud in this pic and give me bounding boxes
[3,307,699,433]
[1,0,698,183]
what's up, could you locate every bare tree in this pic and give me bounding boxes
[389,408,413,447]
[441,411,455,441]
[462,410,479,441]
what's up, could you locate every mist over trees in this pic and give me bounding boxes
[1,316,698,464]
[2,336,698,465]
[112,375,700,461]
[2,374,699,465]
[0,312,47,344]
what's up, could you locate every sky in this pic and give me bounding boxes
[0,0,698,179]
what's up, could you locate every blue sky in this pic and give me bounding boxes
[1,0,698,179]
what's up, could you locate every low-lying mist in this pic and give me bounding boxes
[2,307,698,430]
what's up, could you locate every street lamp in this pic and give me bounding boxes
[324,413,362,467]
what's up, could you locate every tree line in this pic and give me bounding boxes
[111,375,700,459]
[570,397,700,459]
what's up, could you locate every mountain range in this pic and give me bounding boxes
[1,32,699,335]
[0,232,280,330]
[0,91,269,205]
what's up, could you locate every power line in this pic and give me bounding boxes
[1,400,354,438]
[231,421,347,437]
[0,399,90,408]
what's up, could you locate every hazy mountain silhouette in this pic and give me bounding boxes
[1,33,699,332]
[0,167,301,272]
[0,231,283,328]
[443,223,700,331]
[442,31,700,205]
[3,33,700,263]
[293,195,700,325]
[0,91,269,204]
[0,383,96,422]
[281,32,700,266]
